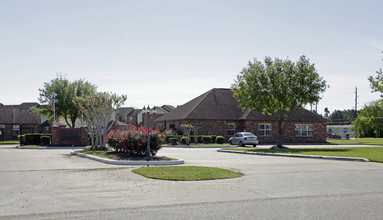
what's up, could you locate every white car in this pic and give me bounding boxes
[229,132,259,147]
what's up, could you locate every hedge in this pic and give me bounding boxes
[216,136,225,144]
[165,135,228,144]
[24,133,52,145]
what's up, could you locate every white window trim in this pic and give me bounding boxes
[295,124,314,137]
[258,123,272,136]
[228,123,235,135]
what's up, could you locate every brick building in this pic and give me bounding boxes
[0,103,42,141]
[155,88,327,143]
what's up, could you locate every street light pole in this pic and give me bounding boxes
[143,105,156,160]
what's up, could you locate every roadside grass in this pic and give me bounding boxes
[132,166,243,181]
[228,147,383,163]
[19,145,46,148]
[79,150,112,159]
[327,138,383,145]
[163,143,230,147]
[0,140,19,144]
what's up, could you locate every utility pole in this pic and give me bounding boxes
[354,87,358,139]
[354,87,358,112]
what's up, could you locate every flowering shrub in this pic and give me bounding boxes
[105,126,165,156]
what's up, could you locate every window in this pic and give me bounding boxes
[259,123,272,136]
[295,124,314,137]
[0,125,5,129]
[343,128,348,133]
[13,125,20,132]
[228,123,235,136]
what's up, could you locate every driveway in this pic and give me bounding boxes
[1,144,383,219]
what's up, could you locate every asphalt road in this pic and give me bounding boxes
[1,144,383,219]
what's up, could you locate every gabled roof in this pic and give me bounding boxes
[118,107,134,116]
[155,88,327,122]
[0,102,40,124]
[155,88,244,121]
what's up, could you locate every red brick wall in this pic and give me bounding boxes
[244,120,327,143]
[157,119,327,143]
[51,127,88,146]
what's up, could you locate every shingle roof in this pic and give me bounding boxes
[118,107,134,116]
[155,88,327,122]
[0,102,41,124]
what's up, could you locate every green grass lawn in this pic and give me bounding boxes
[327,138,383,145]
[132,166,243,181]
[78,150,112,159]
[163,143,230,147]
[0,140,19,144]
[228,147,383,163]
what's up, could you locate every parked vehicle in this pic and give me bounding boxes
[327,133,341,139]
[229,132,259,147]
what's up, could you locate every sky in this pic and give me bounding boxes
[1,0,382,115]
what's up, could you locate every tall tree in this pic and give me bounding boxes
[368,52,383,97]
[34,75,96,127]
[232,56,327,148]
[324,107,330,119]
[75,91,127,150]
[352,100,383,138]
[328,109,359,124]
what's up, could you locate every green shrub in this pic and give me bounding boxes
[216,136,225,144]
[211,135,217,142]
[169,138,178,145]
[197,136,203,143]
[181,137,191,145]
[40,136,51,146]
[165,135,182,143]
[202,136,212,144]
[24,133,51,145]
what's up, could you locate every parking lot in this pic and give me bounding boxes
[1,144,383,219]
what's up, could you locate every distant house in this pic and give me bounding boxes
[155,88,327,143]
[115,105,175,129]
[0,103,43,141]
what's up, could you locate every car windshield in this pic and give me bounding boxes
[243,132,256,137]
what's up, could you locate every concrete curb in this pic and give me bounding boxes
[163,145,233,149]
[71,151,185,166]
[17,146,86,150]
[217,149,370,162]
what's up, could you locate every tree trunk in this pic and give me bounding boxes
[272,117,289,149]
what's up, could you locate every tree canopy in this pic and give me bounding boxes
[353,52,383,137]
[75,91,127,150]
[33,75,97,127]
[231,56,327,148]
[328,109,359,125]
[368,52,383,97]
[352,100,383,138]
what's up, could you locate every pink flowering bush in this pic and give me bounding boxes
[105,126,164,156]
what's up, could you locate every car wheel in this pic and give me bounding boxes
[229,140,233,145]
[253,144,257,147]
[239,141,245,147]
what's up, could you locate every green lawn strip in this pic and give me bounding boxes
[163,143,229,147]
[77,150,179,161]
[19,145,46,148]
[227,147,383,163]
[132,166,243,181]
[0,141,19,144]
[78,150,112,159]
[327,138,383,145]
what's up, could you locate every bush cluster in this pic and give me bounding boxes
[166,135,225,145]
[105,126,164,156]
[22,133,52,146]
